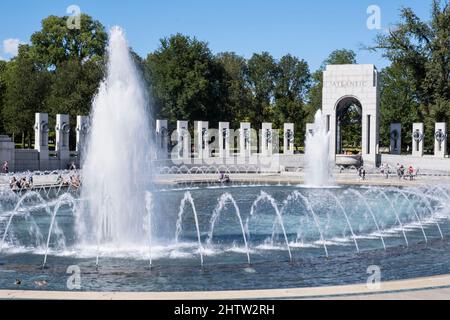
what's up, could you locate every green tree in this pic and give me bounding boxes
[274,54,311,146]
[246,52,278,126]
[2,45,51,147]
[146,34,226,126]
[371,0,449,151]
[380,63,420,151]
[0,60,7,134]
[216,52,252,127]
[45,57,104,116]
[28,14,107,148]
[30,14,107,68]
[305,49,357,122]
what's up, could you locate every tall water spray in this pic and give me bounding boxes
[304,110,333,186]
[79,27,154,247]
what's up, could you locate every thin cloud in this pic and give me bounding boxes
[3,38,22,56]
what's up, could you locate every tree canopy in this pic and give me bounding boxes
[1,14,107,147]
[0,1,448,153]
[372,0,450,152]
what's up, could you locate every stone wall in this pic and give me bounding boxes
[380,154,450,173]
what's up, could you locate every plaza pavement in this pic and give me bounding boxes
[3,170,449,188]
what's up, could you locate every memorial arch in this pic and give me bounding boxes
[322,64,380,167]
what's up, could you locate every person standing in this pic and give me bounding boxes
[358,167,365,180]
[69,162,76,171]
[408,166,414,180]
[396,163,402,180]
[2,161,9,174]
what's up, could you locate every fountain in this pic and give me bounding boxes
[1,26,450,294]
[78,26,155,248]
[207,193,251,265]
[175,192,204,267]
[304,110,333,186]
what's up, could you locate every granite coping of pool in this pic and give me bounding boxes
[1,274,450,300]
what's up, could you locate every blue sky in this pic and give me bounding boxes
[0,0,432,70]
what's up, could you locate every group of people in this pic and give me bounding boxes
[9,175,33,190]
[396,163,417,181]
[56,174,81,188]
[379,163,418,181]
[218,172,231,183]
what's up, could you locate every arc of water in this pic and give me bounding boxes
[248,191,292,262]
[94,188,107,270]
[282,191,328,258]
[375,189,409,247]
[56,181,65,197]
[42,193,75,268]
[145,192,153,268]
[348,189,386,250]
[403,189,444,240]
[436,186,450,201]
[395,190,428,243]
[22,208,44,249]
[175,192,204,267]
[46,185,53,198]
[325,191,359,253]
[206,193,251,265]
[1,192,51,252]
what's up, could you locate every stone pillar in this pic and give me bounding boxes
[219,122,230,158]
[240,123,251,157]
[76,116,89,153]
[322,64,380,166]
[195,121,209,159]
[412,123,424,157]
[156,120,168,159]
[306,123,315,137]
[0,135,15,172]
[362,111,380,164]
[34,113,49,167]
[390,123,401,155]
[55,114,70,163]
[283,123,294,155]
[261,123,273,156]
[176,121,189,160]
[434,123,447,158]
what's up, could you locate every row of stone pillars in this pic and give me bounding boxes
[155,120,296,159]
[390,122,447,157]
[34,113,89,164]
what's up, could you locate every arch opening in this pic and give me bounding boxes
[335,97,362,155]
